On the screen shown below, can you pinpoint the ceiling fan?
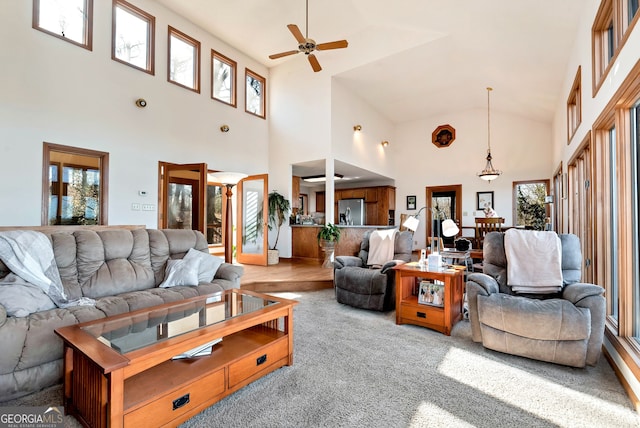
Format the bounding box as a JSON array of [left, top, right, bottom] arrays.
[[268, 0, 348, 72]]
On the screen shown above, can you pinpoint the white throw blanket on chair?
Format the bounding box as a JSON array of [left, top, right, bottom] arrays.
[[505, 229, 563, 294], [0, 230, 94, 308], [367, 229, 398, 267]]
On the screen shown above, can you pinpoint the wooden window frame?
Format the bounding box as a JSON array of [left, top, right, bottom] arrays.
[[42, 142, 109, 226], [245, 68, 266, 119], [567, 66, 582, 144], [111, 0, 155, 75], [167, 26, 200, 93], [511, 179, 551, 229], [592, 0, 615, 96], [592, 0, 640, 97], [211, 50, 237, 107], [552, 163, 564, 234], [32, 0, 93, 51], [590, 59, 640, 403]]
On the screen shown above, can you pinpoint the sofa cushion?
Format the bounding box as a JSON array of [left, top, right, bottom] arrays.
[[478, 293, 591, 341], [159, 258, 200, 288], [0, 273, 56, 317], [50, 232, 82, 300], [75, 229, 155, 299], [183, 248, 223, 283]]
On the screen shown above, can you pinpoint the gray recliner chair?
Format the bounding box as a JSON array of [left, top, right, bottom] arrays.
[[466, 231, 605, 367], [334, 230, 413, 311]]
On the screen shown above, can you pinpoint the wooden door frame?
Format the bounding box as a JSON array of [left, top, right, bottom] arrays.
[[236, 174, 269, 266], [425, 185, 462, 244], [158, 162, 207, 233]]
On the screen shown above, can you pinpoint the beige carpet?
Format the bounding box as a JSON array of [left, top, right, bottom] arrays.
[[3, 289, 639, 427]]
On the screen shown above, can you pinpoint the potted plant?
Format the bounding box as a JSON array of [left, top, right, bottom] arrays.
[[317, 223, 341, 245], [267, 191, 291, 265], [317, 223, 341, 268]]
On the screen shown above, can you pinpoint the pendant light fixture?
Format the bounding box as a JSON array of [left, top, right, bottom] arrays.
[[478, 87, 502, 181]]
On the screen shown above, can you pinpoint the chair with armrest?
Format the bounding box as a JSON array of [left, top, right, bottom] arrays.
[[333, 230, 413, 311], [466, 231, 605, 367]]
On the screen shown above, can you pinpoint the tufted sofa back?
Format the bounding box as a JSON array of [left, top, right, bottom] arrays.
[[0, 228, 211, 300]]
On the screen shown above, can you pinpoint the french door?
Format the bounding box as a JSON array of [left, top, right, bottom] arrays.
[[236, 174, 268, 265]]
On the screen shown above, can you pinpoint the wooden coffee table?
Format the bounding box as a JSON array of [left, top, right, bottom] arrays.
[[55, 289, 297, 428], [394, 262, 464, 335]]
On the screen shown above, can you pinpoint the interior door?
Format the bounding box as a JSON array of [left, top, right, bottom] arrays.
[[236, 174, 268, 265], [159, 162, 207, 234], [426, 185, 463, 246]]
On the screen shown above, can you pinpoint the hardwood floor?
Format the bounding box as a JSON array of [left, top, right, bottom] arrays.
[[239, 258, 334, 293]]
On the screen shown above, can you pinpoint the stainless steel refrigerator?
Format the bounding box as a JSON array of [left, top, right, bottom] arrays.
[[338, 198, 365, 225]]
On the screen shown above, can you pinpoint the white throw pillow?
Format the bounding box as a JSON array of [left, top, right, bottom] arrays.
[[183, 248, 223, 283], [159, 257, 201, 288]]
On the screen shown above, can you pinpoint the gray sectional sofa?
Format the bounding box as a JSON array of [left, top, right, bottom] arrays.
[[0, 227, 243, 401]]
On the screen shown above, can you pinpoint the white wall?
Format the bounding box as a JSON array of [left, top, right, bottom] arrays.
[[390, 107, 552, 249], [0, 0, 269, 227]]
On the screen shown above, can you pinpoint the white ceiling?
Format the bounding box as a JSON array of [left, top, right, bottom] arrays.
[[156, 0, 584, 124]]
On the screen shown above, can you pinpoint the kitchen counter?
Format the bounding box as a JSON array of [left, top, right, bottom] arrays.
[[291, 224, 399, 260]]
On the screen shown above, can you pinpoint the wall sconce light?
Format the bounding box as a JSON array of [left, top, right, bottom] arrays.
[[353, 124, 362, 131], [135, 98, 147, 108], [381, 140, 389, 147], [220, 124, 230, 132]]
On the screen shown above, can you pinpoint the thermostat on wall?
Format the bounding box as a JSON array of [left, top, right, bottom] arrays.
[[138, 190, 148, 196]]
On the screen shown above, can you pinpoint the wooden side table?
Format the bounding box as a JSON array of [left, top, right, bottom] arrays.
[[393, 263, 464, 335]]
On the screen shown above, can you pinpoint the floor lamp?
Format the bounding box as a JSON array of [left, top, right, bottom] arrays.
[[209, 172, 247, 264]]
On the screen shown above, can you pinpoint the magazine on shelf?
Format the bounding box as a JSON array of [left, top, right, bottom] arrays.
[[172, 337, 222, 360]]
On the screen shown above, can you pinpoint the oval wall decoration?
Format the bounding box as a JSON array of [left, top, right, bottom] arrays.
[[432, 124, 456, 148]]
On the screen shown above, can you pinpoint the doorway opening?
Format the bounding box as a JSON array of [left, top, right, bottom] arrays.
[[425, 185, 462, 247]]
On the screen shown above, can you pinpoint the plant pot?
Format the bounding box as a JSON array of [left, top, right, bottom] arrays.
[[267, 249, 279, 265], [319, 240, 336, 268]]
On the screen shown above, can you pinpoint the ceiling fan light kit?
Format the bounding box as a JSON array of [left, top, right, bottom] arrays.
[[269, 0, 348, 72]]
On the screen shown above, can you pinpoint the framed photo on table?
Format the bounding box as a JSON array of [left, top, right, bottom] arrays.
[[476, 191, 494, 211], [406, 195, 416, 210]]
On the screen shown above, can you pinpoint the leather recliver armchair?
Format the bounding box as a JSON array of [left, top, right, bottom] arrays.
[[334, 230, 413, 311], [466, 231, 605, 367]]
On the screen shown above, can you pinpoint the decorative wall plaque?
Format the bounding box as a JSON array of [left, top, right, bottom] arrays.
[[431, 124, 456, 148]]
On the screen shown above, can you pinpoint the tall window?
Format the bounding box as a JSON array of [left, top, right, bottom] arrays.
[[625, 0, 640, 28], [112, 0, 155, 74], [592, 0, 615, 94], [512, 180, 550, 230], [245, 68, 266, 119], [212, 50, 237, 107], [632, 102, 640, 339], [609, 127, 619, 322], [33, 0, 93, 50], [567, 67, 582, 143], [43, 143, 109, 226], [168, 26, 200, 93]]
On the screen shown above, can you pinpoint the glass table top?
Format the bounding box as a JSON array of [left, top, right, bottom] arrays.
[[81, 289, 279, 354]]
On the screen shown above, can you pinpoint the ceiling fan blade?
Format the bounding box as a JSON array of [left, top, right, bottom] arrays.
[[316, 40, 348, 51], [269, 50, 299, 60], [287, 24, 306, 44], [308, 54, 322, 72]]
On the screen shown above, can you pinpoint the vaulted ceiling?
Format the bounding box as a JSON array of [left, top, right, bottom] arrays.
[[156, 0, 583, 124]]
